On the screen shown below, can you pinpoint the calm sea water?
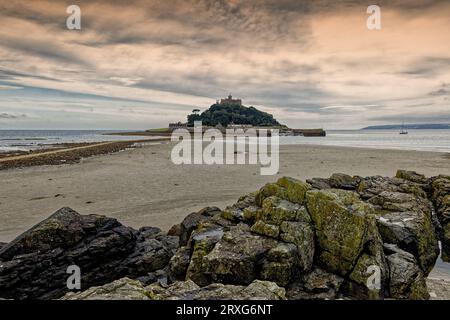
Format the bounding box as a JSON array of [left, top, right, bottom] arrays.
[[0, 130, 149, 152], [1, 129, 449, 153], [281, 129, 450, 153]]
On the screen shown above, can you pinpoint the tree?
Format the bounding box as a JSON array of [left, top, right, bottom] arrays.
[[186, 102, 281, 127]]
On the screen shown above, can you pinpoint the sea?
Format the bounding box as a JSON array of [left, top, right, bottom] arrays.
[[280, 129, 450, 153], [1, 129, 449, 153], [0, 130, 150, 153]]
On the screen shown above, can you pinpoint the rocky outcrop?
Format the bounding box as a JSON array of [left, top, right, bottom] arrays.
[[286, 268, 344, 300], [0, 207, 178, 300], [383, 244, 429, 299], [430, 175, 450, 261], [62, 278, 151, 300], [147, 279, 286, 300], [1, 170, 446, 300], [355, 172, 439, 274], [166, 172, 441, 300], [62, 277, 286, 300]]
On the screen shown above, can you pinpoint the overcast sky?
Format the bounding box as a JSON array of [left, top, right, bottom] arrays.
[[0, 0, 449, 129]]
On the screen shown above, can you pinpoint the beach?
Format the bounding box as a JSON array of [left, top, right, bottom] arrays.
[[1, 141, 450, 299], [1, 141, 449, 242]]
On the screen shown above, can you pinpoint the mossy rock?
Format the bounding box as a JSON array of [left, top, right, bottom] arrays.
[[259, 243, 299, 286], [259, 261, 293, 287], [306, 189, 376, 275], [221, 207, 244, 222], [260, 196, 309, 225], [276, 177, 311, 205], [396, 170, 428, 184], [385, 245, 429, 300], [279, 221, 314, 272], [255, 183, 286, 207], [185, 227, 224, 286], [243, 206, 262, 224], [347, 254, 385, 300], [203, 224, 278, 285], [251, 220, 279, 238]]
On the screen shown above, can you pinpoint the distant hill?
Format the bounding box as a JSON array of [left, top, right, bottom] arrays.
[[187, 103, 281, 127], [362, 124, 450, 130]]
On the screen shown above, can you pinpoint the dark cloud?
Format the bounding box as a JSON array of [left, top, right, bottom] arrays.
[[0, 36, 92, 67], [429, 83, 450, 96], [0, 113, 27, 119], [400, 57, 450, 77], [0, 68, 61, 82]]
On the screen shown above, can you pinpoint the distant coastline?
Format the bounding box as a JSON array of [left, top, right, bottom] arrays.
[[362, 124, 450, 130]]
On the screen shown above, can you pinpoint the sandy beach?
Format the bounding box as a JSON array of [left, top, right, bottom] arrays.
[[1, 142, 449, 242], [1, 141, 450, 298]]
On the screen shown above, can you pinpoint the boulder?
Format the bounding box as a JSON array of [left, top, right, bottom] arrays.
[[431, 176, 450, 259], [329, 173, 360, 190], [383, 244, 429, 300], [62, 278, 150, 300], [137, 269, 169, 286], [355, 176, 439, 274], [254, 177, 311, 206], [357, 175, 428, 200], [260, 196, 309, 225], [222, 193, 257, 223], [203, 224, 277, 285], [396, 170, 428, 185], [185, 226, 224, 286], [286, 268, 344, 300], [305, 189, 379, 275], [306, 178, 332, 190], [276, 177, 311, 204], [375, 210, 438, 274], [167, 223, 182, 237], [259, 243, 300, 286], [179, 207, 221, 246], [147, 279, 286, 300], [307, 173, 360, 191], [168, 246, 191, 281], [0, 208, 178, 300], [251, 220, 280, 238], [279, 221, 314, 271]]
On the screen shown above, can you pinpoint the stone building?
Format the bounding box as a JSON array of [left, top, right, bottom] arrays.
[[220, 94, 242, 106]]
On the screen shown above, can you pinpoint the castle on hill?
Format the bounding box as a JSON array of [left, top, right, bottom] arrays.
[[219, 94, 242, 106]]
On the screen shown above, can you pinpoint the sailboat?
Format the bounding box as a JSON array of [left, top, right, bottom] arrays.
[[399, 122, 408, 135]]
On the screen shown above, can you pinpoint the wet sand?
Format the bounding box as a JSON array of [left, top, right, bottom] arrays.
[[0, 138, 169, 170]]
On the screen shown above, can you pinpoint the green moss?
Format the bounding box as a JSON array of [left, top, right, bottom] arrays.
[[250, 220, 279, 238], [261, 196, 302, 225], [255, 183, 285, 207], [259, 262, 292, 286], [306, 189, 374, 275], [276, 177, 311, 205], [243, 206, 262, 223]]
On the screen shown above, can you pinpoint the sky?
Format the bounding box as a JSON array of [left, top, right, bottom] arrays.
[[0, 0, 449, 130]]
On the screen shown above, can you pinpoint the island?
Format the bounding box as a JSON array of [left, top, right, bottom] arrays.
[[114, 95, 326, 137]]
